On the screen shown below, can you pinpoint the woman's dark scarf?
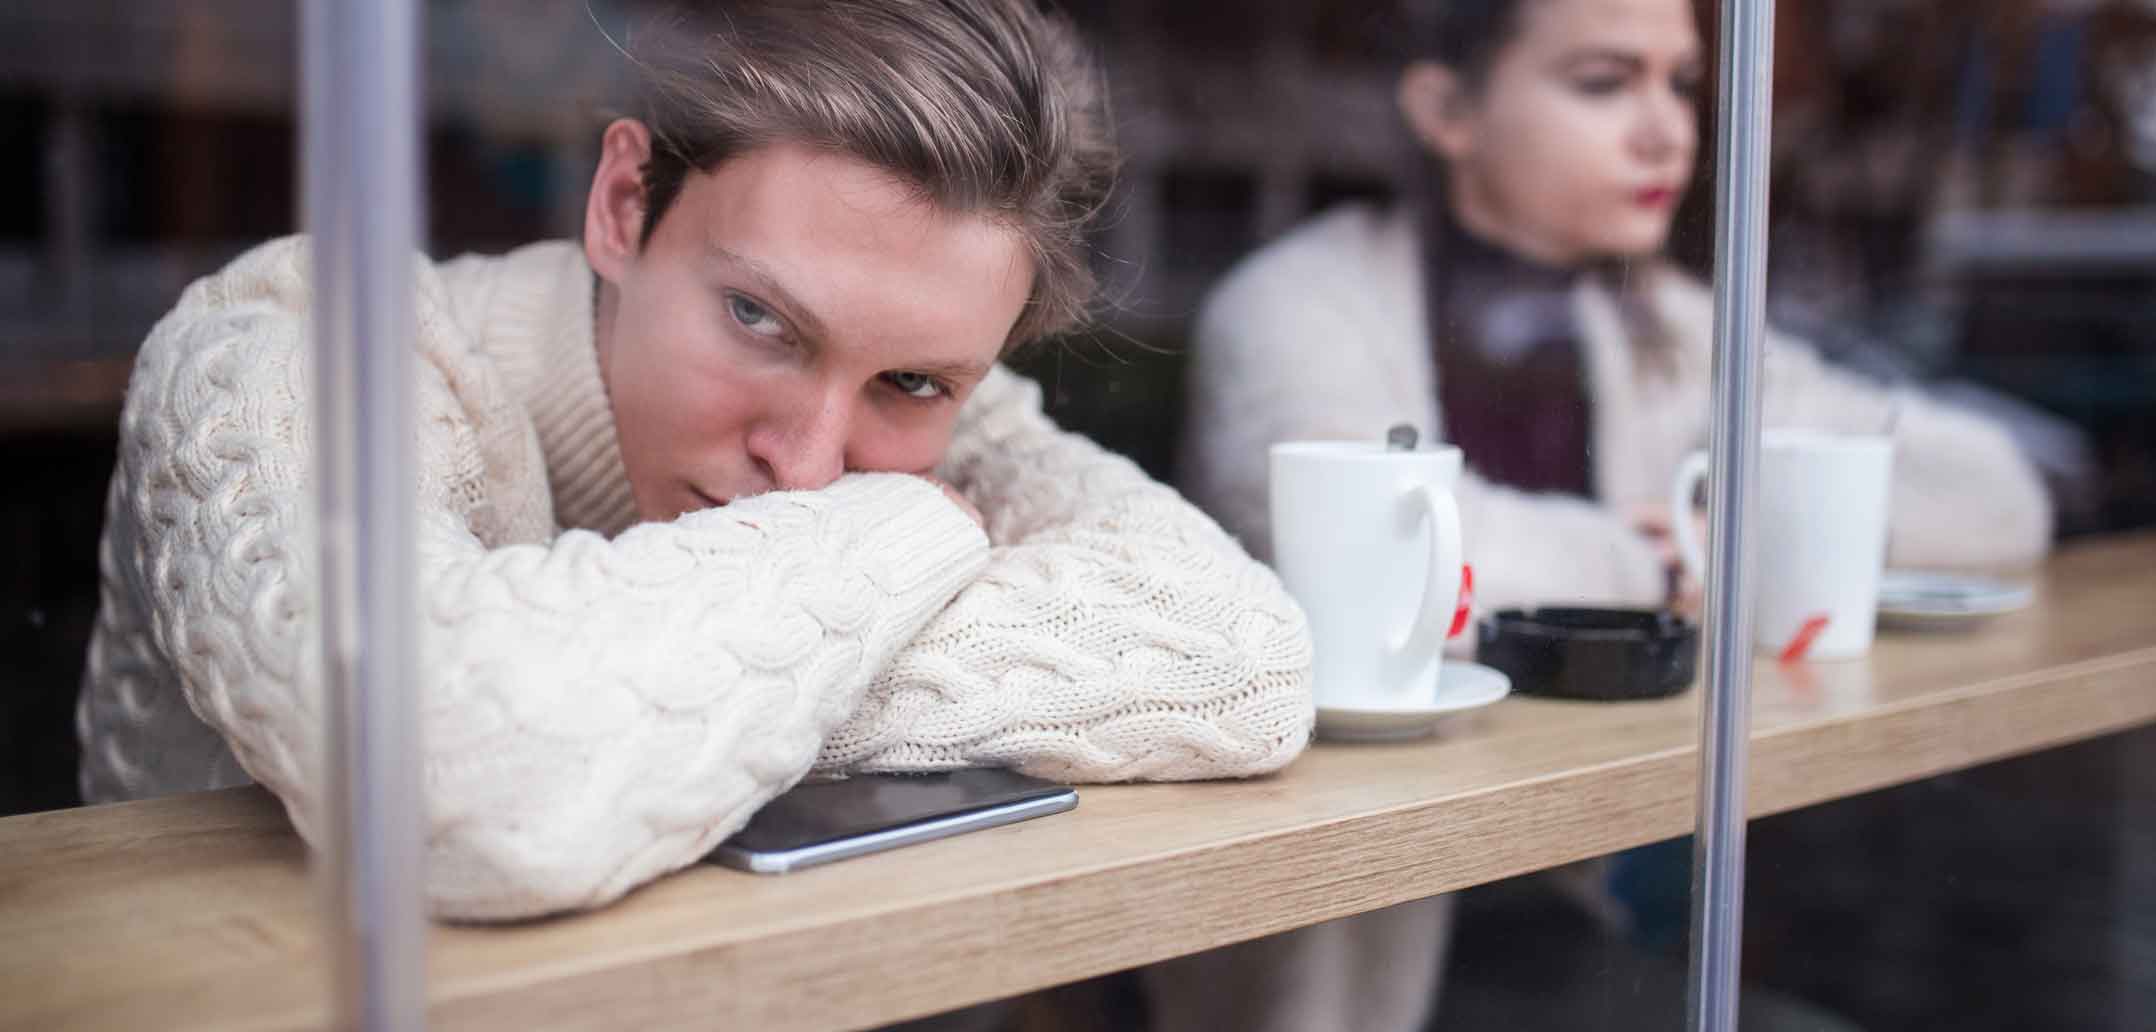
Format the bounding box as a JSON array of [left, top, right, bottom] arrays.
[[1419, 202, 1604, 498]]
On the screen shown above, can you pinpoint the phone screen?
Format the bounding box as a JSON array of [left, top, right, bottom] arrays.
[[711, 769, 1076, 872]]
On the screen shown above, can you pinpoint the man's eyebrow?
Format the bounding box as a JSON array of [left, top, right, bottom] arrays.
[[905, 357, 996, 383], [710, 245, 829, 340]]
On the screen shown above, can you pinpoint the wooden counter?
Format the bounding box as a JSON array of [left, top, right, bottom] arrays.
[[5, 534, 2154, 1031]]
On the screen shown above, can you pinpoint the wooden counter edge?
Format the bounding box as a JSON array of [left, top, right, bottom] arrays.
[[425, 647, 2156, 1031]]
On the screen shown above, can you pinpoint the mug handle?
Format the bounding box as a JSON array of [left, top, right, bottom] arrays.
[[1670, 451, 1711, 585], [1390, 483, 1464, 656]]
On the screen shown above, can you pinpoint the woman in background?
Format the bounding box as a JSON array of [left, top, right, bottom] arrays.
[[1181, 0, 2051, 624], [1159, 0, 2051, 1027]]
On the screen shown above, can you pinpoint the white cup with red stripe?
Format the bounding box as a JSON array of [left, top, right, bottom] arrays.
[[1671, 430, 1894, 660], [1269, 439, 1474, 709]]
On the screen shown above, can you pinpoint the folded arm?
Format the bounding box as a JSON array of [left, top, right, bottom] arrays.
[[106, 241, 987, 919], [815, 368, 1316, 782]]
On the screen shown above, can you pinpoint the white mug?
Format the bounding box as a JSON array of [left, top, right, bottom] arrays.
[[1269, 441, 1465, 708], [1671, 430, 1894, 659]]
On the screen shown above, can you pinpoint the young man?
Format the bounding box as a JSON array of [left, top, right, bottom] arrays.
[[78, 0, 1313, 921]]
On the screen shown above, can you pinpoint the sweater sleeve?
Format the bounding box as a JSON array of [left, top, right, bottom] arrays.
[[1176, 257, 1667, 618], [812, 368, 1315, 782], [106, 240, 989, 920], [1763, 338, 2053, 568]]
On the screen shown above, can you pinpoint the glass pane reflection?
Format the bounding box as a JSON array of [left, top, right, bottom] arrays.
[[4, 1, 2151, 1029]]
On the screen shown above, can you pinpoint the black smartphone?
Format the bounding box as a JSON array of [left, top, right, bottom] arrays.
[[708, 769, 1078, 874]]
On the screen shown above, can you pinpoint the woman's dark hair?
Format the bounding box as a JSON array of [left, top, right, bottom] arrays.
[[1402, 0, 1538, 85], [1397, 0, 1540, 221]]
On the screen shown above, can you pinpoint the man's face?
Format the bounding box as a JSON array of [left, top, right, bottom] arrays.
[[585, 133, 1033, 522]]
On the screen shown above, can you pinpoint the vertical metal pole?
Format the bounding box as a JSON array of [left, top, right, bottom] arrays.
[[1688, 1, 1774, 1030], [304, 0, 428, 1028]]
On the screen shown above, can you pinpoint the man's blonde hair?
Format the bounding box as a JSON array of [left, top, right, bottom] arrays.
[[625, 0, 1118, 347]]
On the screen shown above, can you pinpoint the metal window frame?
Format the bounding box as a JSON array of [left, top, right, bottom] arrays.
[[304, 0, 427, 1028], [1689, 1, 1776, 1030]]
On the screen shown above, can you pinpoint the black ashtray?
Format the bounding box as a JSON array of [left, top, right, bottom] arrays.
[[1477, 607, 1699, 701]]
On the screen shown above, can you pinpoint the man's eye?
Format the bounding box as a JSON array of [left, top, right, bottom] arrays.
[[727, 293, 785, 337], [1573, 76, 1626, 96], [884, 371, 945, 399]]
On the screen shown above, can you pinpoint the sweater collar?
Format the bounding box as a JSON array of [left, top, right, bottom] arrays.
[[479, 241, 642, 538]]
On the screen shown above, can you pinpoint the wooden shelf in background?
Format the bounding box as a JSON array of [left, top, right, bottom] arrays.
[[0, 358, 133, 435]]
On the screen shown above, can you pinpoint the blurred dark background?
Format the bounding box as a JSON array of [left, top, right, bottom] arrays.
[[3, 2, 2152, 1029]]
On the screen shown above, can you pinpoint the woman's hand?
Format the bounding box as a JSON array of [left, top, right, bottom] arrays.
[[1625, 501, 1706, 620]]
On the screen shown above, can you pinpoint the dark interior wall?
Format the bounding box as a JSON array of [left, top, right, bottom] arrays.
[[0, 432, 108, 816], [1744, 727, 2156, 1032]]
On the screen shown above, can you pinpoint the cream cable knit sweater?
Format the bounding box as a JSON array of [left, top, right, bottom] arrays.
[[76, 237, 1314, 921]]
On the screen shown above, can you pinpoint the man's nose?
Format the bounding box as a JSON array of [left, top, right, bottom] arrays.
[[752, 392, 851, 492]]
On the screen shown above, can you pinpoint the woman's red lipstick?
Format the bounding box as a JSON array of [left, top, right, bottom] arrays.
[[1633, 186, 1677, 209]]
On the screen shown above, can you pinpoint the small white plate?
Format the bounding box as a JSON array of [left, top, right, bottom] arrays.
[[1316, 661, 1513, 743], [1877, 570, 2033, 629]]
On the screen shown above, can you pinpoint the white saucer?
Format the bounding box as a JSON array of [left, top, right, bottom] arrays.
[[1877, 570, 2033, 630], [1315, 661, 1513, 743]]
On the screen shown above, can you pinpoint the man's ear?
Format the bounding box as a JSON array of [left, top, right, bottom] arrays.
[[585, 118, 655, 284], [1397, 60, 1479, 162]]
